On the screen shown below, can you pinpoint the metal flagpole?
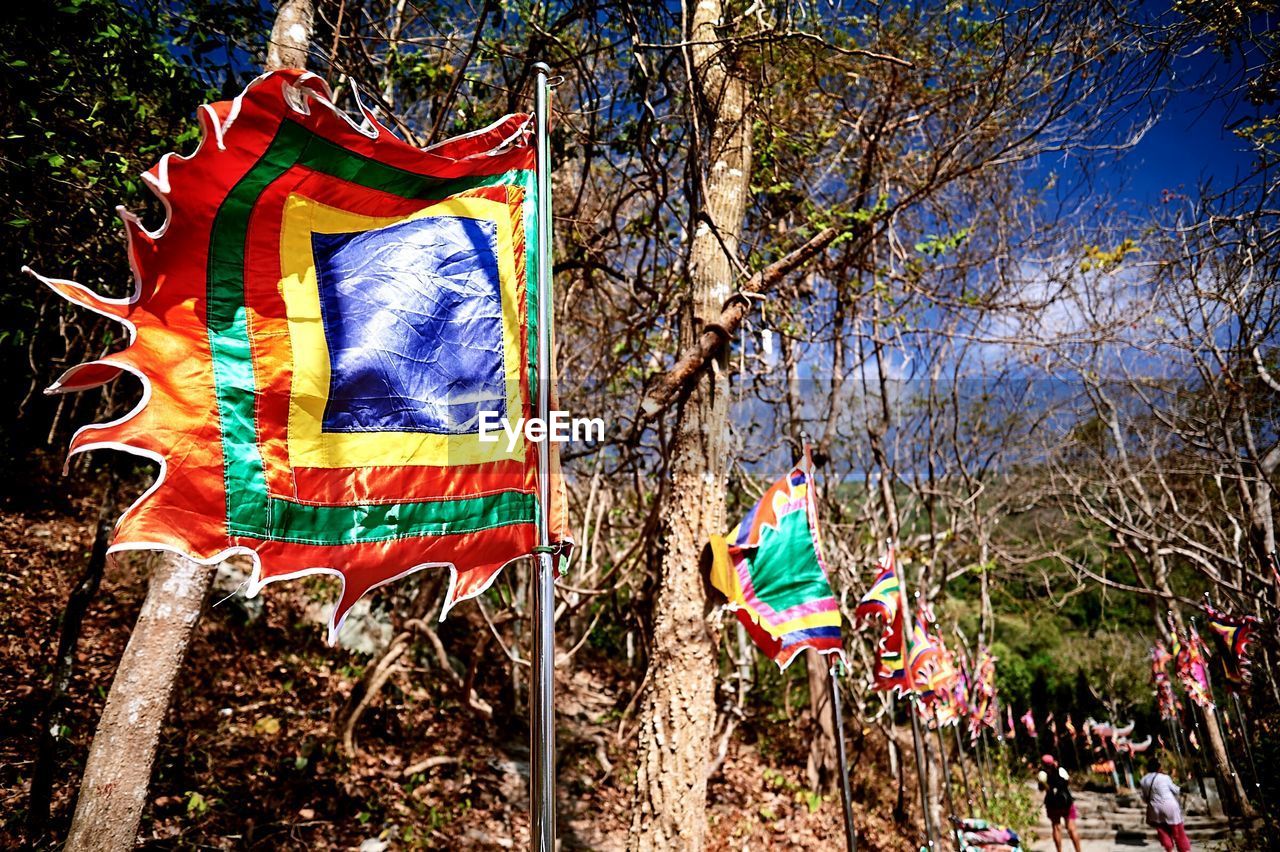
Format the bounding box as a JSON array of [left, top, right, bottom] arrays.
[[830, 659, 858, 852], [1165, 717, 1190, 787], [933, 723, 959, 847], [808, 439, 856, 852], [952, 725, 974, 816], [530, 62, 557, 852], [1176, 707, 1208, 801], [895, 552, 938, 849], [1231, 693, 1261, 798], [974, 732, 988, 806]]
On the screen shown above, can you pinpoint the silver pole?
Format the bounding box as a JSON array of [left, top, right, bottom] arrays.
[[895, 551, 938, 849], [934, 723, 959, 848], [830, 661, 858, 852], [530, 61, 557, 852]]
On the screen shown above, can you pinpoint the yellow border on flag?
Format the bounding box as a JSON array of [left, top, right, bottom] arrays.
[[279, 193, 524, 468]]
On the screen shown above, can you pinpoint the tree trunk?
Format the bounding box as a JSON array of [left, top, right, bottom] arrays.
[[62, 7, 314, 848], [266, 0, 314, 71], [27, 478, 116, 843], [805, 648, 839, 793], [62, 555, 215, 851], [627, 0, 751, 847]]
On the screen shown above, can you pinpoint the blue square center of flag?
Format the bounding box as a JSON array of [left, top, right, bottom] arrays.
[[312, 216, 506, 434]]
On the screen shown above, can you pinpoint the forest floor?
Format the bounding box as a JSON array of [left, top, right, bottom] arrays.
[[1, 458, 920, 850]]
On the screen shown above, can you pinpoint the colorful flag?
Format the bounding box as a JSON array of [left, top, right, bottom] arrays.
[[1151, 644, 1181, 720], [953, 664, 972, 719], [1065, 715, 1077, 739], [1203, 604, 1260, 692], [1174, 629, 1215, 709], [921, 638, 963, 729], [907, 617, 942, 693], [709, 449, 843, 669], [1021, 708, 1037, 739], [855, 549, 907, 691], [32, 70, 569, 639], [965, 646, 999, 739]]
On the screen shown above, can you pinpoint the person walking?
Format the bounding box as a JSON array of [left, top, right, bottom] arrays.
[[1038, 754, 1083, 852], [1140, 755, 1191, 851]]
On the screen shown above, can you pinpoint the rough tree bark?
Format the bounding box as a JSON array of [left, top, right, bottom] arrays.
[[627, 0, 752, 847], [61, 6, 314, 848], [804, 649, 840, 793], [62, 556, 215, 851], [266, 0, 314, 72], [27, 477, 116, 842]]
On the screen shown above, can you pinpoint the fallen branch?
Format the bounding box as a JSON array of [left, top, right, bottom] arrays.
[[401, 755, 461, 778]]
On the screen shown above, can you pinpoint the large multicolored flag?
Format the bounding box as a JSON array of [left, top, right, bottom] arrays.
[[709, 449, 843, 669], [854, 549, 907, 691], [1203, 605, 1260, 693], [31, 70, 570, 639]]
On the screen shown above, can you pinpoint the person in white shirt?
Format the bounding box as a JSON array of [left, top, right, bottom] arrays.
[[1139, 755, 1190, 851]]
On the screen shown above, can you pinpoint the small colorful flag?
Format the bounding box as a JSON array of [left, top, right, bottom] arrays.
[[1065, 715, 1077, 739], [1151, 644, 1181, 720], [920, 635, 963, 730], [1174, 629, 1215, 709], [31, 69, 569, 640], [1203, 605, 1260, 693], [709, 448, 843, 670], [1013, 706, 1034, 741], [907, 617, 942, 693], [967, 646, 1000, 738], [855, 549, 908, 692]]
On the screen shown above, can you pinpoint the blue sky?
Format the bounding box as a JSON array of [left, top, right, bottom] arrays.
[[1098, 43, 1261, 208]]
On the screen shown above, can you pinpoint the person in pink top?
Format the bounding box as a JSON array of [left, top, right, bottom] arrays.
[[1140, 755, 1191, 851], [1037, 754, 1082, 852]]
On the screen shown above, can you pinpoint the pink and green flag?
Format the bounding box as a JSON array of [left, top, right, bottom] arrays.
[[709, 449, 843, 669]]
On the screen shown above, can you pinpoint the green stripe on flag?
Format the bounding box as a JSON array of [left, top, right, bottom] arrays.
[[264, 490, 537, 545], [206, 119, 538, 544]]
